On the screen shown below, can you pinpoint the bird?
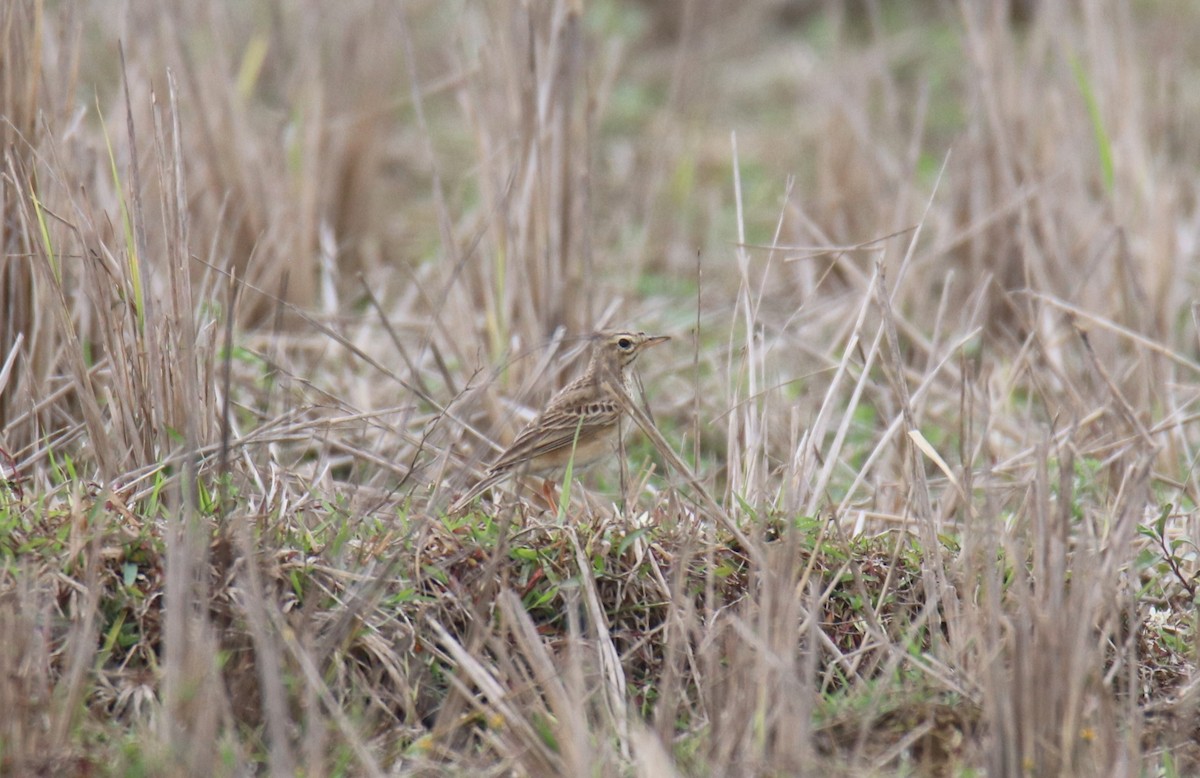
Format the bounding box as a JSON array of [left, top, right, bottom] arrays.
[[450, 330, 670, 513]]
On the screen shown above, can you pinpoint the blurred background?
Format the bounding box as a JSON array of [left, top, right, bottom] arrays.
[[7, 1, 1200, 465]]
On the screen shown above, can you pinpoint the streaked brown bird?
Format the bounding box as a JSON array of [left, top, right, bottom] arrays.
[[450, 330, 669, 512]]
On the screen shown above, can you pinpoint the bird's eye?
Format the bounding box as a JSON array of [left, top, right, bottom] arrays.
[[617, 337, 633, 350]]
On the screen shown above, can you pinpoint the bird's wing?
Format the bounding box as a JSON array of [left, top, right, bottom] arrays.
[[487, 383, 622, 473]]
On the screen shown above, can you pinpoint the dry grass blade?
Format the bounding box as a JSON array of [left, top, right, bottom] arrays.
[[567, 528, 631, 759], [615, 373, 762, 565], [426, 615, 563, 775]]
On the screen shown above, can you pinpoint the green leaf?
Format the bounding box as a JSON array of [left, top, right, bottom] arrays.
[[524, 585, 558, 610], [617, 528, 650, 556], [556, 418, 586, 522], [1155, 503, 1172, 540], [714, 562, 737, 578], [510, 547, 539, 562], [1070, 54, 1114, 193], [97, 611, 127, 667]]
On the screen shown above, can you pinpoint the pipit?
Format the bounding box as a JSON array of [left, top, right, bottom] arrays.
[[450, 330, 670, 512]]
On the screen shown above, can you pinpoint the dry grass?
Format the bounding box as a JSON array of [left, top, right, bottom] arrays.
[[3, 0, 1200, 775]]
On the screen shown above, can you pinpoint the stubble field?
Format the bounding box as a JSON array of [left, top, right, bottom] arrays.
[[3, 1, 1200, 775]]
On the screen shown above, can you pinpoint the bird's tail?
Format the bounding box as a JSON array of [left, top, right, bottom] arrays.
[[448, 471, 504, 514]]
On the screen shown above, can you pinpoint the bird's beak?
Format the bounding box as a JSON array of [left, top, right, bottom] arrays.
[[645, 335, 671, 348]]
